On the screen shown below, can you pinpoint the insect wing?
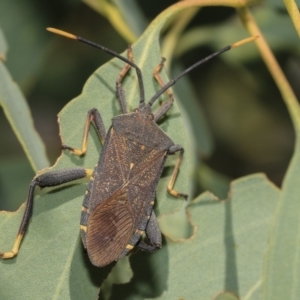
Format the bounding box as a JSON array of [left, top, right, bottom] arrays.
[[127, 148, 168, 218], [86, 188, 133, 267]]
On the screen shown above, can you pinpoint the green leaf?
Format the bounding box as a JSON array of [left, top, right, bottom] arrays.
[[82, 0, 137, 43], [112, 0, 148, 37], [108, 174, 279, 299], [0, 62, 49, 172], [214, 292, 240, 300], [262, 136, 300, 298], [0, 186, 114, 299]]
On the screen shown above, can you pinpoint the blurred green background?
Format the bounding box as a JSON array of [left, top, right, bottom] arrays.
[[0, 0, 298, 211]]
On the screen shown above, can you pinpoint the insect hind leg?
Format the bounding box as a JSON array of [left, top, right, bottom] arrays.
[[0, 168, 92, 259], [168, 145, 188, 199], [137, 210, 162, 253]]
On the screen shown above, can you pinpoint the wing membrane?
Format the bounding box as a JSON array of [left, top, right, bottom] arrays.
[[86, 189, 133, 267]]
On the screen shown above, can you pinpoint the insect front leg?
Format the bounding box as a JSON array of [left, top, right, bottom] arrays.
[[62, 108, 106, 155], [137, 210, 162, 252], [168, 145, 188, 199], [0, 168, 93, 259], [152, 58, 175, 122], [116, 46, 134, 114]]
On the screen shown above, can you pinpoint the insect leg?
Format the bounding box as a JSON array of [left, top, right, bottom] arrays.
[[116, 46, 134, 114], [152, 58, 175, 122], [137, 210, 162, 252], [168, 145, 188, 199], [62, 108, 106, 155], [0, 168, 93, 259]]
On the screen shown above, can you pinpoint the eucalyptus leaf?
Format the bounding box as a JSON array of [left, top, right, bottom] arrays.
[[262, 139, 300, 298], [112, 0, 148, 37], [0, 186, 113, 300], [82, 0, 137, 43], [0, 62, 49, 172], [109, 174, 279, 299]]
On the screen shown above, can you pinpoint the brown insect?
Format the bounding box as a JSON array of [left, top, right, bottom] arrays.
[[0, 29, 257, 266]]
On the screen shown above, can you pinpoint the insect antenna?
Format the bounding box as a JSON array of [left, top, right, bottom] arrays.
[[46, 27, 146, 107], [148, 35, 258, 107]]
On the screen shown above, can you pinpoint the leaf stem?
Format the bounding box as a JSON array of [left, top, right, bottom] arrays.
[[238, 7, 300, 132], [283, 0, 300, 38]]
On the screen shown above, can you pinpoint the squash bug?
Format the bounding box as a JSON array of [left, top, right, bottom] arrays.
[[0, 29, 257, 267]]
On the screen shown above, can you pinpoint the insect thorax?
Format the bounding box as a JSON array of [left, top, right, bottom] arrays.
[[112, 112, 174, 151]]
